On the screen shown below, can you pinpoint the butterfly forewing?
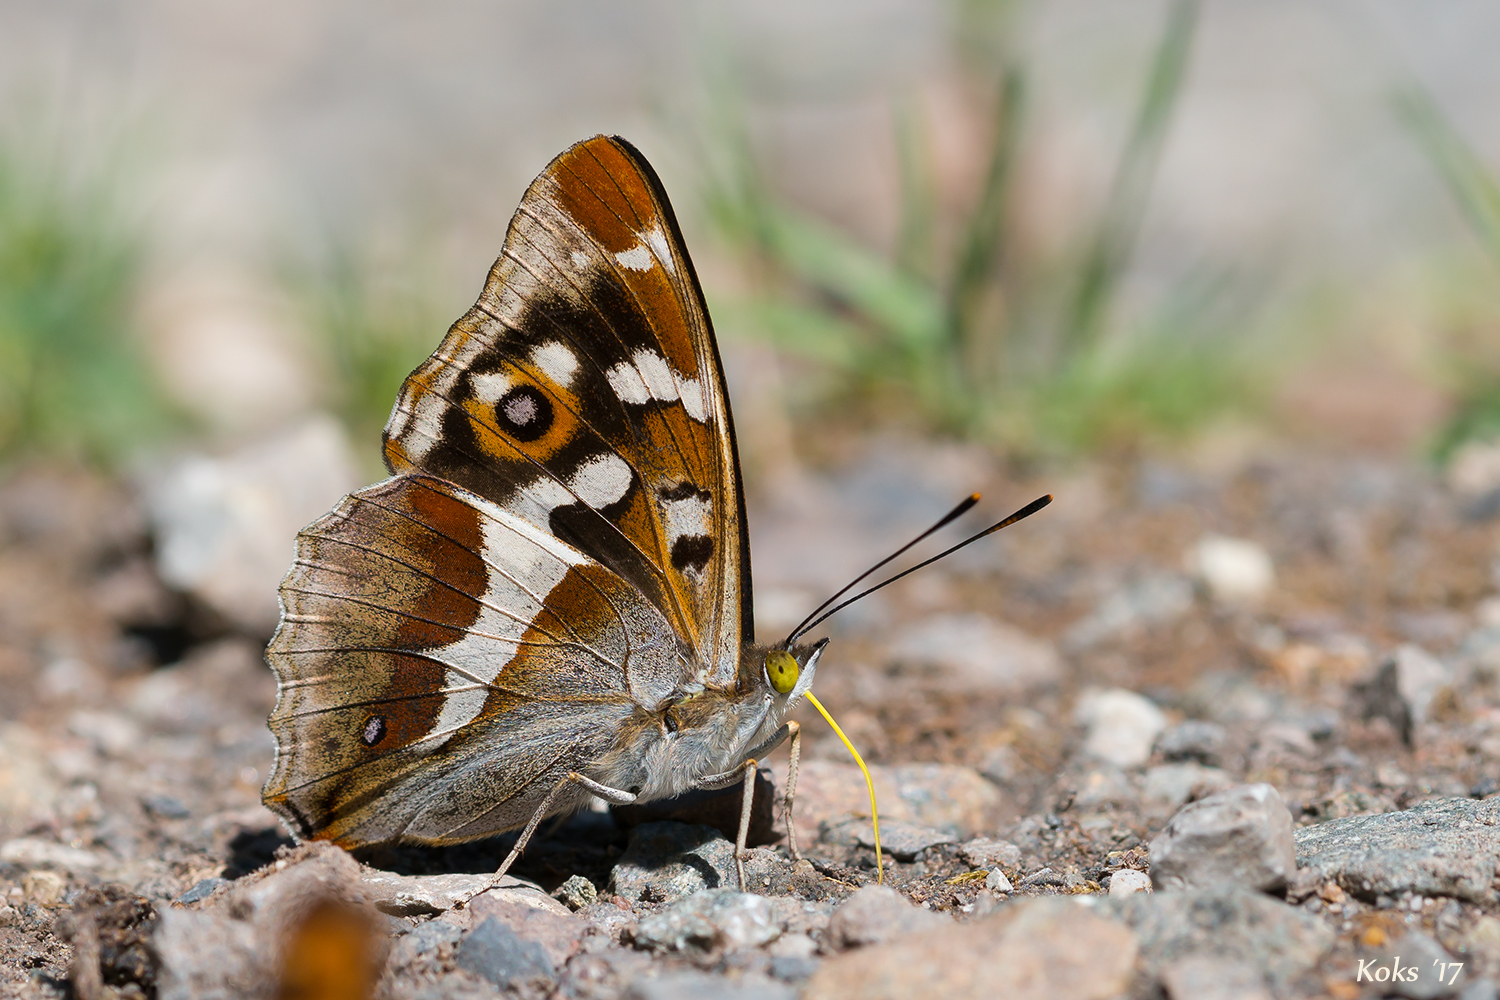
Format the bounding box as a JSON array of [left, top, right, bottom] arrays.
[[383, 136, 750, 684]]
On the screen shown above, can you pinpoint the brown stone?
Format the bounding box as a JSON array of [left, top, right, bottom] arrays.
[[791, 761, 1007, 842], [803, 897, 1136, 1000]]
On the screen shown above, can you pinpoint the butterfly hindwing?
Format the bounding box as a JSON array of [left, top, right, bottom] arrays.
[[383, 136, 751, 681], [263, 473, 682, 845]]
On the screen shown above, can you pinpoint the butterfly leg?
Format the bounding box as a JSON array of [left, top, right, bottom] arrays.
[[782, 720, 802, 862], [694, 723, 796, 890], [453, 771, 637, 909]]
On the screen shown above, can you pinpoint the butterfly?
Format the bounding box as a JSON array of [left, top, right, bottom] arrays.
[[261, 134, 1050, 902]]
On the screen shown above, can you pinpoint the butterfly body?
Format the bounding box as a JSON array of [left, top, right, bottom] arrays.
[[262, 136, 822, 883]]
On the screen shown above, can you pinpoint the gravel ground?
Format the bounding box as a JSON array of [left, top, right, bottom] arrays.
[[3, 439, 1500, 999]]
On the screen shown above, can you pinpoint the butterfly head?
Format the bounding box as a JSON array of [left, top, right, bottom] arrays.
[[759, 639, 827, 708]]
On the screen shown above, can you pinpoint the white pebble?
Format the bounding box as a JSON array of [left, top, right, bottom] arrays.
[[1188, 535, 1274, 603], [1109, 869, 1152, 896], [1075, 688, 1167, 768]]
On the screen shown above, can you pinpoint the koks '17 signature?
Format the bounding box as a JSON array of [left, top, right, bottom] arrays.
[[1356, 957, 1463, 987]]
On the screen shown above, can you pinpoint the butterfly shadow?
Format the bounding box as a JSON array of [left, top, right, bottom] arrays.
[[350, 808, 629, 893]]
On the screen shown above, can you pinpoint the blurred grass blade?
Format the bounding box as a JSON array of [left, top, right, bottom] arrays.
[[894, 98, 937, 279], [946, 64, 1026, 356], [0, 115, 177, 463], [755, 204, 942, 353], [282, 234, 447, 455], [1395, 85, 1500, 270], [1064, 0, 1199, 357], [1395, 85, 1500, 459]]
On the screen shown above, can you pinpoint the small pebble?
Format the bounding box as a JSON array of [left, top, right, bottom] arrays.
[[1188, 535, 1274, 603], [983, 869, 1012, 893], [1076, 688, 1167, 768], [1153, 720, 1228, 765], [174, 878, 227, 905], [632, 889, 781, 952], [552, 874, 598, 911], [1108, 870, 1152, 897]]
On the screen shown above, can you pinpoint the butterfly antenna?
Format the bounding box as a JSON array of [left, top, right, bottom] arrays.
[[789, 494, 1052, 642], [783, 493, 981, 646]]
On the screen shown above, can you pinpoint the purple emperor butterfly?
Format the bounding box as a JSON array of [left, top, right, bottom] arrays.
[[261, 135, 1049, 902]]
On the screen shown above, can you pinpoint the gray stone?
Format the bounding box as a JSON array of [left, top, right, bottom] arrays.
[[144, 415, 359, 635], [886, 613, 1061, 693], [154, 908, 265, 1000], [825, 885, 947, 949], [1104, 885, 1333, 989], [1464, 916, 1500, 971], [978, 744, 1019, 784], [791, 761, 1005, 841], [1142, 763, 1235, 811], [580, 901, 637, 941], [154, 841, 376, 999], [957, 837, 1021, 870], [1150, 783, 1296, 893], [174, 878, 226, 905], [1460, 980, 1499, 1000], [142, 794, 191, 820], [770, 955, 821, 982], [1153, 720, 1228, 765], [1354, 645, 1455, 746], [806, 897, 1136, 1000], [1160, 955, 1273, 1000], [823, 818, 956, 861], [984, 868, 1013, 893], [1070, 763, 1139, 807], [1075, 688, 1167, 768], [0, 837, 105, 871], [1108, 870, 1152, 897], [553, 873, 598, 911], [624, 970, 796, 1000], [1294, 796, 1500, 903], [386, 920, 462, 972], [447, 891, 586, 969], [632, 888, 782, 952], [455, 916, 554, 988], [1376, 931, 1459, 999], [406, 971, 500, 1000], [1461, 625, 1500, 682], [360, 869, 565, 916], [1065, 573, 1194, 649], [609, 822, 782, 904]]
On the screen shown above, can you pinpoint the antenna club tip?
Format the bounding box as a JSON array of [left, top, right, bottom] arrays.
[[970, 492, 981, 502]]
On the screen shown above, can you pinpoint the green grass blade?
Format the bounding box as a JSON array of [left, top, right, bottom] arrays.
[[1064, 0, 1199, 358], [894, 99, 937, 280], [1395, 85, 1500, 271], [945, 65, 1026, 357]]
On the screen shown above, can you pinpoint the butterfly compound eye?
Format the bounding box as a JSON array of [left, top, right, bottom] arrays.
[[766, 650, 800, 695]]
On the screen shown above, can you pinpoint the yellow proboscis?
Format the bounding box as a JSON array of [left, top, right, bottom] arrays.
[[804, 692, 883, 884]]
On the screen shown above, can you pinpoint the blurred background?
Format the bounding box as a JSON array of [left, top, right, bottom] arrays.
[[7, 0, 1500, 469], [7, 0, 1500, 632], [9, 4, 1500, 982]]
